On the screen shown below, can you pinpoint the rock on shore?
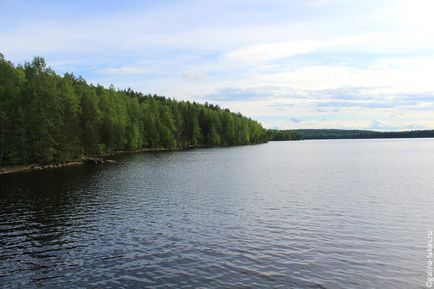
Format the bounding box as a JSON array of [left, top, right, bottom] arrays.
[[82, 157, 116, 165], [0, 158, 117, 175]]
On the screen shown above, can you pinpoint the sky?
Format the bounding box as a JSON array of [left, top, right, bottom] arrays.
[[1, 0, 434, 130]]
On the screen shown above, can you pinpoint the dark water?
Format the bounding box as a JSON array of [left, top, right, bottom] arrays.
[[1, 139, 433, 289]]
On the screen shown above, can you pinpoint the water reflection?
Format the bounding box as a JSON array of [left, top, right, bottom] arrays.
[[1, 140, 434, 288]]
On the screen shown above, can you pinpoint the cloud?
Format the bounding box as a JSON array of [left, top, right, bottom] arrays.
[[203, 87, 275, 101], [224, 40, 324, 63], [223, 30, 434, 64], [182, 71, 209, 82], [369, 120, 427, 131], [305, 0, 334, 6], [99, 66, 155, 75]]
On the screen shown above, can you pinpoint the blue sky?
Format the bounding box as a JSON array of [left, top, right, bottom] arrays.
[[1, 0, 434, 130]]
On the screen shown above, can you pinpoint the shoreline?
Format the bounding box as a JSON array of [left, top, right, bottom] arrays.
[[0, 143, 267, 175], [0, 161, 84, 175], [0, 147, 174, 175]]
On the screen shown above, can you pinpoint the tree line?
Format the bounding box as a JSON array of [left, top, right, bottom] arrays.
[[293, 129, 434, 140], [267, 128, 434, 141], [267, 129, 301, 141], [0, 54, 267, 166]]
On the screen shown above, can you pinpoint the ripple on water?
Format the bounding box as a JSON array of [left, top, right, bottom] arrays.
[[1, 140, 434, 288]]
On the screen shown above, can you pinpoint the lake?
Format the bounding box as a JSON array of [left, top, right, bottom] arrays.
[[1, 139, 433, 288]]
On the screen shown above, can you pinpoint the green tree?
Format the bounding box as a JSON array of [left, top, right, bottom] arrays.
[[0, 54, 268, 166]]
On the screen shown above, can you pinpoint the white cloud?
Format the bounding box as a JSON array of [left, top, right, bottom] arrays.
[[182, 71, 209, 82], [250, 55, 434, 94], [223, 30, 434, 64], [99, 66, 155, 75], [305, 0, 334, 7], [224, 40, 324, 63]]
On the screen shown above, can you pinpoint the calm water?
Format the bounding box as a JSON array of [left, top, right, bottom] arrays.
[[1, 139, 433, 289]]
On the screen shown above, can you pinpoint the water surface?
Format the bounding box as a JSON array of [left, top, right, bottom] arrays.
[[1, 139, 433, 288]]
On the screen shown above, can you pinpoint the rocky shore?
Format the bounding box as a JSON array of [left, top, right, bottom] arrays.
[[0, 146, 206, 175], [0, 157, 117, 175]]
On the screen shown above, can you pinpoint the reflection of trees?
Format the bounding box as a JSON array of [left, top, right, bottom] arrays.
[[0, 165, 103, 287]]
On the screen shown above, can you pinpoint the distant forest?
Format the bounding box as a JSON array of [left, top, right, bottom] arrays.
[[267, 129, 301, 141], [0, 54, 267, 166], [269, 129, 434, 140]]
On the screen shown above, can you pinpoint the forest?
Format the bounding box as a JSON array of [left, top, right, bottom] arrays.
[[267, 129, 301, 141], [0, 54, 267, 166], [293, 129, 434, 140], [267, 128, 434, 141]]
